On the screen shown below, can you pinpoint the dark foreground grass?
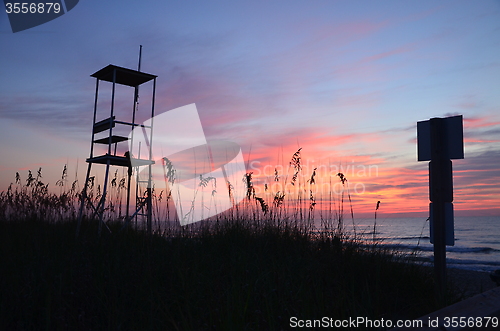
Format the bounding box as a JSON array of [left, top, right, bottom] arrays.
[[0, 218, 459, 331]]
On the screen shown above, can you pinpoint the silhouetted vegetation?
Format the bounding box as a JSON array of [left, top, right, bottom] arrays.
[[0, 157, 460, 330]]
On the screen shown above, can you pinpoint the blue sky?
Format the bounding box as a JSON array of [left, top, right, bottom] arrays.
[[1, 0, 499, 216]]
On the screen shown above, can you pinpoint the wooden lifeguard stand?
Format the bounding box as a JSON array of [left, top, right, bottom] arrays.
[[76, 63, 157, 236]]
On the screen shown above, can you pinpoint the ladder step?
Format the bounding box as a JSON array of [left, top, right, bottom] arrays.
[[94, 135, 128, 144], [93, 116, 115, 133], [114, 120, 152, 129]]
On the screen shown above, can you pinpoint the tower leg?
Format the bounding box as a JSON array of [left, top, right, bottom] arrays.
[[123, 167, 132, 230], [124, 152, 133, 230], [98, 160, 112, 236], [147, 187, 152, 236]]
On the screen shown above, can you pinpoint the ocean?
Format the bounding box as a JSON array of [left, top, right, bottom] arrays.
[[339, 216, 500, 273], [154, 213, 500, 272]]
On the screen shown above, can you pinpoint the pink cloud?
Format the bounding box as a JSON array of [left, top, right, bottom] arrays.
[[464, 116, 500, 129]]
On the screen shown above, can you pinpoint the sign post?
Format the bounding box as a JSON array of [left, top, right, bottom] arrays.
[[417, 115, 464, 303]]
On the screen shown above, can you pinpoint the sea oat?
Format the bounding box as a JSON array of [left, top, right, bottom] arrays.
[[273, 191, 285, 207], [55, 164, 68, 187], [309, 190, 316, 211], [289, 149, 302, 186], [111, 170, 118, 188], [308, 168, 317, 185], [162, 157, 176, 184], [255, 196, 268, 214], [244, 172, 253, 199], [337, 172, 347, 185], [290, 148, 302, 171], [199, 175, 216, 188]]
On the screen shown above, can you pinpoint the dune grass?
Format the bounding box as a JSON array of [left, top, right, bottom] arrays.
[[0, 158, 461, 330], [0, 217, 460, 330]]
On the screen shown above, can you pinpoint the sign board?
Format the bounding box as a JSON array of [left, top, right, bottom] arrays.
[[417, 115, 464, 161], [430, 202, 455, 246], [429, 160, 453, 202]]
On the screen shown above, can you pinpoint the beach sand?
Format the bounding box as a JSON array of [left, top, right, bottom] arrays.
[[447, 268, 498, 299]]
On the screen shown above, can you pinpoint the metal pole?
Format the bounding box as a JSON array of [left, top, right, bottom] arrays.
[[90, 79, 100, 158], [125, 153, 132, 229], [98, 68, 117, 235], [127, 46, 142, 227], [138, 45, 142, 72], [147, 77, 156, 236], [76, 78, 100, 238], [429, 117, 448, 303]]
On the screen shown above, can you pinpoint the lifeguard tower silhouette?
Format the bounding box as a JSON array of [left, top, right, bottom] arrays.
[[77, 61, 157, 236]]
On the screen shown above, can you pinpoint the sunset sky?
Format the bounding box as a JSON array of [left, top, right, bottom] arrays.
[[1, 0, 499, 217]]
